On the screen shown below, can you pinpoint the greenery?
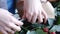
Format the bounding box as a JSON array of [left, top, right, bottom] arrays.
[[15, 1, 60, 34], [55, 1, 60, 25], [14, 19, 55, 34]]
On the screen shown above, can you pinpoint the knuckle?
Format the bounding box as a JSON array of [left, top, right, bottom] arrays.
[[30, 13, 33, 16], [28, 13, 33, 16], [34, 12, 38, 15], [38, 20, 43, 23], [40, 19, 43, 22]]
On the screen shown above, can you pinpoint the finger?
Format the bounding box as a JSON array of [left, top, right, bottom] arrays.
[[0, 26, 8, 34], [42, 10, 48, 23], [4, 26, 15, 33], [27, 13, 33, 22], [22, 9, 26, 19], [0, 22, 15, 33], [31, 12, 38, 23], [12, 31, 16, 34], [8, 31, 15, 34], [11, 16, 23, 26], [8, 22, 21, 31], [38, 11, 43, 23], [9, 30, 16, 34], [1, 29, 8, 34]]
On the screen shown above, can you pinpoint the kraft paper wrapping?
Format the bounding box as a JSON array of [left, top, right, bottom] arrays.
[[42, 1, 55, 19]]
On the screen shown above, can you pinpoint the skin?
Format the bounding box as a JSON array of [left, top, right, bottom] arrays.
[[0, 0, 48, 34], [23, 0, 48, 23], [0, 8, 23, 34]]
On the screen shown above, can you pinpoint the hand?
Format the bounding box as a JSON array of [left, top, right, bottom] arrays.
[[0, 8, 23, 34], [23, 0, 48, 23], [41, 0, 47, 2]]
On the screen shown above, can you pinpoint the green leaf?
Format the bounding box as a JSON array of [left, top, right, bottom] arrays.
[[15, 31, 19, 34], [55, 16, 60, 25], [20, 30, 26, 34], [26, 29, 47, 34], [26, 31, 37, 34], [36, 29, 47, 34]]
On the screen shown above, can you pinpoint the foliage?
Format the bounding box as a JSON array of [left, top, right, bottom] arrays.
[[15, 1, 60, 34], [15, 19, 56, 34]]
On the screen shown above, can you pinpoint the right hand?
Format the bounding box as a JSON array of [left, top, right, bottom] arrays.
[[0, 8, 23, 34], [23, 0, 48, 23]]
